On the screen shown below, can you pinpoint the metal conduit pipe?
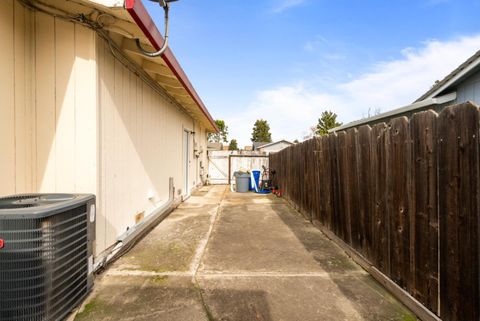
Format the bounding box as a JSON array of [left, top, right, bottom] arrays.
[[134, 0, 179, 57]]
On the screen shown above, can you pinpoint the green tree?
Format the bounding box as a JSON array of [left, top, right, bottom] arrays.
[[228, 139, 239, 151], [315, 111, 342, 136], [251, 119, 272, 143], [293, 139, 300, 144], [208, 120, 228, 143]]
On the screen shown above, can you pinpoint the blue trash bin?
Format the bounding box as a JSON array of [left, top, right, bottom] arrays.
[[250, 170, 261, 191]]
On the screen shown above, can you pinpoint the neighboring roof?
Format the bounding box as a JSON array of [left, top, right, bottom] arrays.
[[256, 140, 293, 150], [415, 50, 480, 102], [252, 142, 270, 150], [34, 0, 217, 132], [331, 92, 456, 133], [330, 49, 480, 133], [207, 143, 223, 151]]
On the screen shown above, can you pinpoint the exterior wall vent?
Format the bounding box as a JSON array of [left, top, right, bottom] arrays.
[[0, 194, 96, 321]]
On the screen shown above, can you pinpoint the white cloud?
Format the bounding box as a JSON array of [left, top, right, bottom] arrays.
[[272, 0, 306, 13], [304, 36, 327, 52], [227, 34, 480, 147]]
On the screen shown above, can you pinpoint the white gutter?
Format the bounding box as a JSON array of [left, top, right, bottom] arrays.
[[330, 92, 457, 133], [86, 0, 124, 8]]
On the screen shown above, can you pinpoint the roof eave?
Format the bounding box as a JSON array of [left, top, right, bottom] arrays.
[[124, 0, 218, 133], [415, 50, 480, 102], [257, 140, 293, 149]]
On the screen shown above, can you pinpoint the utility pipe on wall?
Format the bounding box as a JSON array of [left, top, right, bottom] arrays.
[[134, 0, 179, 57]]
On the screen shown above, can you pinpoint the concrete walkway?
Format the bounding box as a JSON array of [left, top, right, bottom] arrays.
[[75, 185, 415, 321]]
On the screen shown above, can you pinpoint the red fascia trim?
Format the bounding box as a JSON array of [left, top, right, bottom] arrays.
[[125, 0, 218, 132]]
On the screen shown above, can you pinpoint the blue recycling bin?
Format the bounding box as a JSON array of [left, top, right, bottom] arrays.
[[250, 170, 261, 191]]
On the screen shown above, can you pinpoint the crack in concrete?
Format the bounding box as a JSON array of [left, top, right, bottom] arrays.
[[194, 278, 216, 321]]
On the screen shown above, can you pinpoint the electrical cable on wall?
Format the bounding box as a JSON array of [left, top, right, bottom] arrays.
[[135, 0, 180, 57]]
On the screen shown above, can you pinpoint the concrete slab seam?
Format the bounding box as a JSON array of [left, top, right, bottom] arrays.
[[106, 270, 194, 277], [191, 187, 228, 321], [196, 271, 368, 278], [190, 186, 228, 279]]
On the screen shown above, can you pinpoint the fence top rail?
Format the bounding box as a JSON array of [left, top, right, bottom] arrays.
[[229, 155, 269, 158]]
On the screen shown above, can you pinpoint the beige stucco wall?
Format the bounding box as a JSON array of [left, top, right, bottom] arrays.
[[1, 1, 209, 256]]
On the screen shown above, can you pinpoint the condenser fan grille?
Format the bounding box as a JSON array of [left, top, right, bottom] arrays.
[[0, 194, 76, 210]]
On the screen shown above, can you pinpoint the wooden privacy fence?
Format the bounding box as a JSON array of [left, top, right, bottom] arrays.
[[269, 102, 480, 321]]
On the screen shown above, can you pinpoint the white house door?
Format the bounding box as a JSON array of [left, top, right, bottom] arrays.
[[183, 130, 190, 198]]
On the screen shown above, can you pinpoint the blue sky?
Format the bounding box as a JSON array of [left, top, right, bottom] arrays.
[[144, 0, 480, 146]]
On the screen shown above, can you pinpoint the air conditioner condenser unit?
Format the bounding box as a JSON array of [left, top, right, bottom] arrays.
[[0, 194, 96, 321]]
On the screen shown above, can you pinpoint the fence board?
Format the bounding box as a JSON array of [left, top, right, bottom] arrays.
[[329, 133, 342, 237], [320, 136, 333, 228], [346, 129, 360, 250], [305, 139, 315, 220], [336, 131, 351, 243], [312, 138, 322, 223], [438, 103, 480, 321], [372, 123, 389, 275], [387, 117, 412, 291], [411, 110, 439, 314], [356, 125, 374, 261]]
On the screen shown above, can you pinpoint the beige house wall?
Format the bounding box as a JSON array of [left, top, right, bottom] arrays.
[[0, 1, 209, 256], [96, 36, 205, 252], [0, 2, 97, 196]]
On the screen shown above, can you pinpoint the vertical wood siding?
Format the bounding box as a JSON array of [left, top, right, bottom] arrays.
[[0, 3, 98, 197], [1, 2, 99, 250], [96, 35, 201, 253], [456, 72, 480, 105], [0, 1, 18, 195]]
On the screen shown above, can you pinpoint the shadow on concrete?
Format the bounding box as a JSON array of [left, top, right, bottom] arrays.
[[198, 286, 273, 321], [269, 203, 359, 274], [270, 202, 415, 321], [76, 274, 273, 321]]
